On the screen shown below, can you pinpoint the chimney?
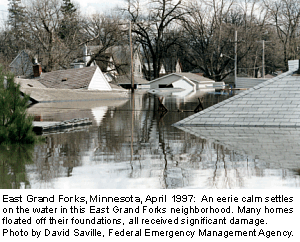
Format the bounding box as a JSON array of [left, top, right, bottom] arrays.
[[33, 64, 42, 78]]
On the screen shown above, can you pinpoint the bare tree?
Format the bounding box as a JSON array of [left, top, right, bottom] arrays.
[[182, 0, 268, 81], [0, 24, 15, 70], [264, 0, 300, 70], [23, 0, 63, 71], [81, 13, 126, 67], [18, 0, 83, 72], [2, 0, 126, 73], [122, 0, 186, 79]]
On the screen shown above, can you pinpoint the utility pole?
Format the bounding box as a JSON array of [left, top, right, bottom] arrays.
[[262, 40, 265, 78], [220, 30, 238, 83], [129, 21, 134, 93], [234, 30, 237, 85], [257, 40, 271, 78]]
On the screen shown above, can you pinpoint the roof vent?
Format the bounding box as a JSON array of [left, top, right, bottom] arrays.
[[62, 78, 67, 82]]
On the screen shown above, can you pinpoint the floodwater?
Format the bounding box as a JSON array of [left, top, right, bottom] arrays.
[[1, 90, 300, 189]]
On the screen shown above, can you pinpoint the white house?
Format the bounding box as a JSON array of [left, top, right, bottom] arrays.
[[38, 66, 112, 91], [148, 72, 215, 96], [148, 73, 196, 96], [144, 62, 166, 78], [9, 50, 35, 77], [163, 58, 182, 73], [105, 45, 145, 78], [71, 44, 98, 69]]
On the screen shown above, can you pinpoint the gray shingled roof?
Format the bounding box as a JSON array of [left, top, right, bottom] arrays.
[[175, 66, 300, 127], [15, 77, 46, 89], [115, 75, 149, 84], [39, 66, 97, 89]]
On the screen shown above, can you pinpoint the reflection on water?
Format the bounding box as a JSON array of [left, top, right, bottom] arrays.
[[2, 90, 300, 189], [0, 144, 34, 189]]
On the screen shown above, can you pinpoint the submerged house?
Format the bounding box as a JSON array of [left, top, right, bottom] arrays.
[[148, 72, 215, 96], [37, 65, 112, 91], [115, 75, 149, 89]]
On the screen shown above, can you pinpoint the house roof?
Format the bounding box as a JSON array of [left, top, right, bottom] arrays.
[[149, 73, 182, 84], [115, 75, 149, 85], [9, 50, 35, 67], [39, 66, 98, 89], [149, 72, 213, 84], [177, 72, 213, 83], [15, 78, 46, 89], [264, 74, 276, 79], [175, 60, 300, 128]]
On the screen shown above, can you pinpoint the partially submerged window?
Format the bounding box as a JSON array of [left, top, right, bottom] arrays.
[[159, 84, 173, 88]]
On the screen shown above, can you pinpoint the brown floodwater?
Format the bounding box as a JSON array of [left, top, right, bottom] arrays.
[[1, 90, 300, 189]]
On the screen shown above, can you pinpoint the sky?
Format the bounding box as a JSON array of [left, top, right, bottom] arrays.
[[0, 0, 125, 22]]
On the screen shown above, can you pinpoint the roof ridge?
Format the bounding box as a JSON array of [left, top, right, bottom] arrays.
[[43, 65, 97, 74]]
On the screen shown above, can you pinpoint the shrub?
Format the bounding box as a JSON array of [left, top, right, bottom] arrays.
[[0, 66, 37, 144]]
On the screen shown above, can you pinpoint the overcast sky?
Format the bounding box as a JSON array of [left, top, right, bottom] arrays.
[[0, 0, 125, 22]]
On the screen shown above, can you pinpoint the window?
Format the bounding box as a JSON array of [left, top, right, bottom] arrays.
[[159, 84, 173, 88]]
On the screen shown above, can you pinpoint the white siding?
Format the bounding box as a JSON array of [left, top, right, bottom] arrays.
[[133, 52, 143, 78], [88, 67, 112, 91], [150, 74, 182, 89], [172, 79, 194, 91], [160, 64, 166, 74], [73, 63, 85, 69], [107, 56, 117, 76], [197, 81, 215, 89], [288, 60, 299, 71], [175, 61, 182, 73]]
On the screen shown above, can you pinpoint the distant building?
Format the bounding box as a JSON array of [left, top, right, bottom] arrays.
[[144, 62, 166, 80], [9, 50, 35, 77], [72, 44, 146, 86], [70, 44, 97, 69], [163, 58, 182, 74], [105, 45, 144, 79]]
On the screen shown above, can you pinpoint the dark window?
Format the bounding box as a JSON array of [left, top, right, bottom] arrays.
[[159, 84, 173, 88]]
